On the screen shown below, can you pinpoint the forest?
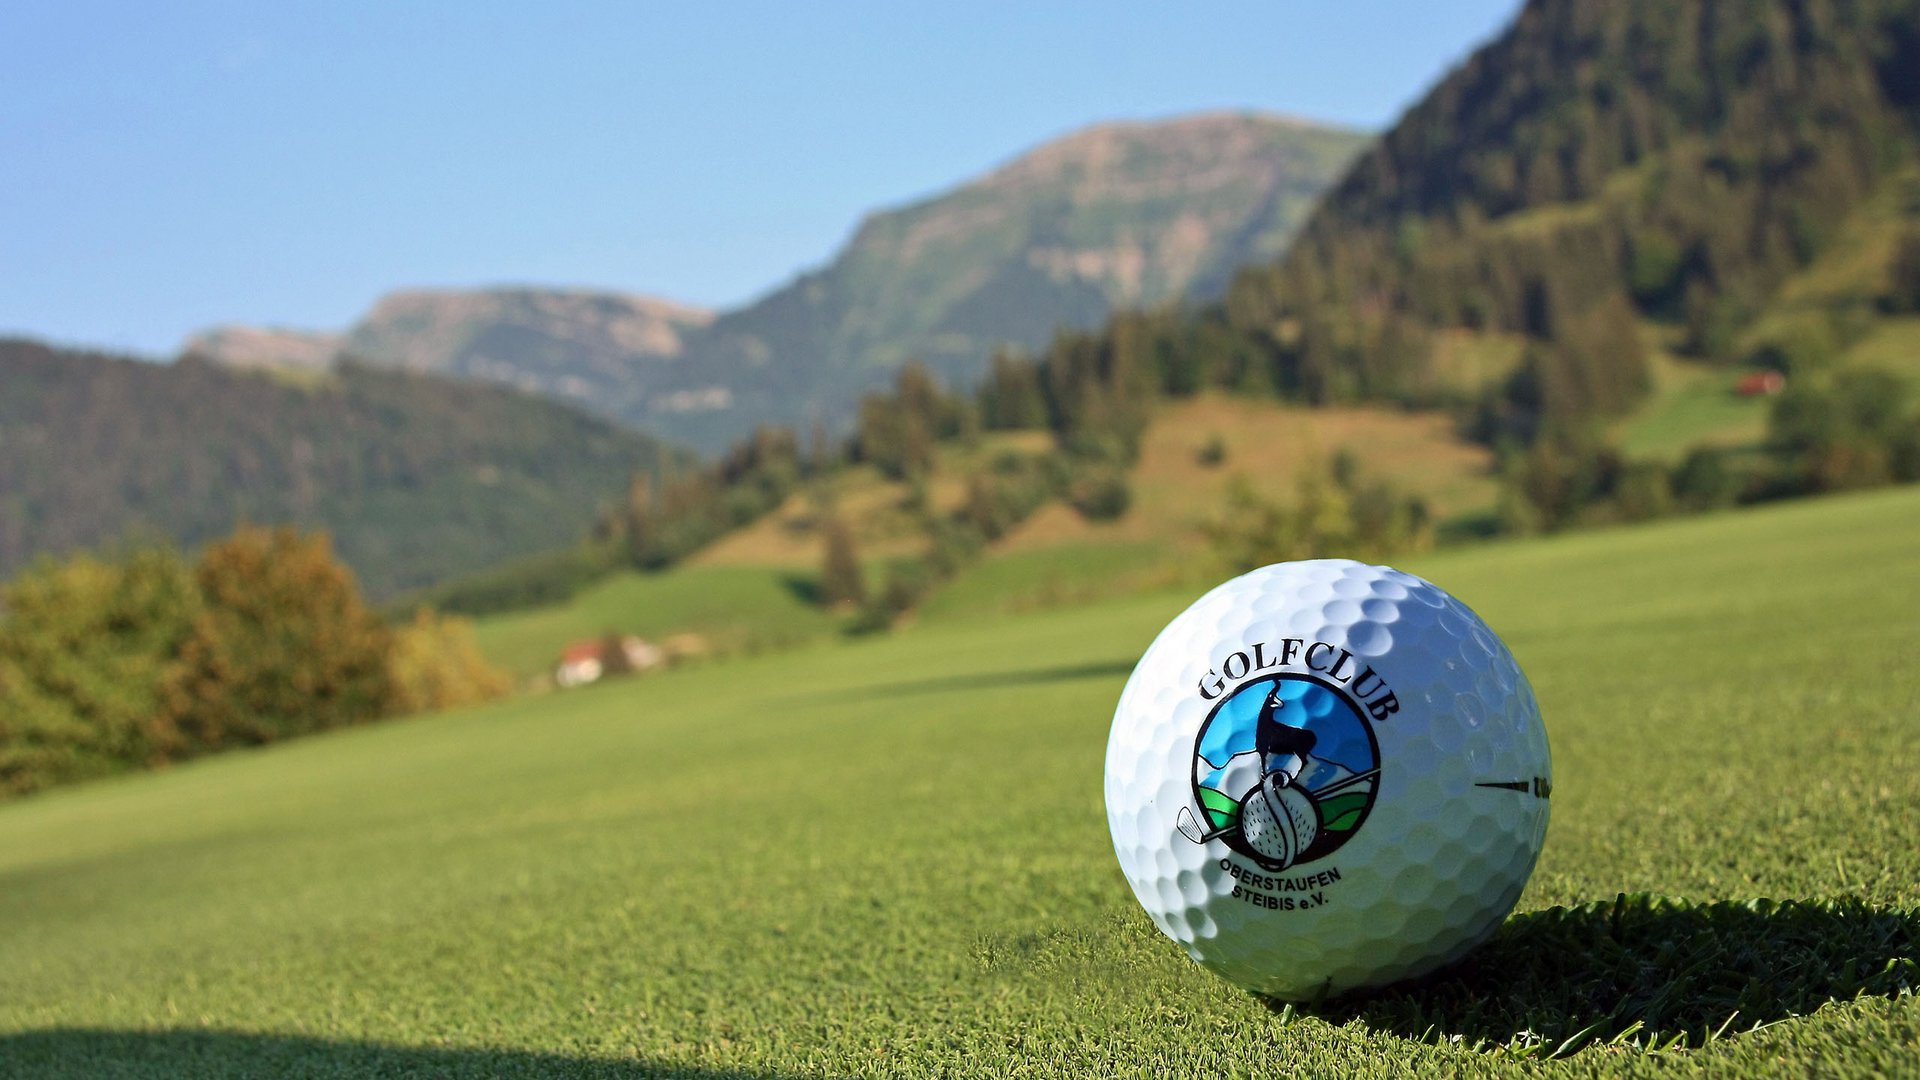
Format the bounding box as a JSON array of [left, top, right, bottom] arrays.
[[0, 339, 682, 598]]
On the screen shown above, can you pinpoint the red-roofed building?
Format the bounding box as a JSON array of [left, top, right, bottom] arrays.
[[555, 641, 603, 688]]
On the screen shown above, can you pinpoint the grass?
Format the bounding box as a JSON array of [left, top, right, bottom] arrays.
[[915, 540, 1177, 623], [1616, 350, 1772, 461], [692, 434, 1055, 570], [2, 487, 1918, 1076], [470, 564, 836, 678], [999, 395, 1497, 558], [1843, 316, 1920, 383]]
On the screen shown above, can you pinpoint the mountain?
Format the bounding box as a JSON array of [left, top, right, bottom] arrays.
[[342, 288, 714, 415], [187, 288, 715, 420], [1214, 0, 1920, 436], [0, 338, 685, 599], [644, 112, 1367, 450], [182, 325, 344, 371], [185, 113, 1366, 453]]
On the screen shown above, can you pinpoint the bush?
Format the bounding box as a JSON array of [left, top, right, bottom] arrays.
[[1202, 463, 1431, 574], [0, 525, 535, 801], [852, 557, 939, 633], [389, 608, 513, 714], [1768, 371, 1912, 493], [818, 516, 866, 609], [1671, 448, 1745, 510], [0, 547, 201, 795], [1066, 462, 1132, 521], [154, 527, 397, 755], [1746, 313, 1838, 377], [1195, 434, 1229, 467], [399, 543, 617, 617], [1613, 463, 1675, 522], [1884, 229, 1920, 314]]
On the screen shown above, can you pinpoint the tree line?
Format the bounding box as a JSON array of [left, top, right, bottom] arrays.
[[0, 338, 684, 599], [0, 526, 508, 799]]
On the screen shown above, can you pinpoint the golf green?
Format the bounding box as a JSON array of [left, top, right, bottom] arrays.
[[1, 488, 1916, 1077]]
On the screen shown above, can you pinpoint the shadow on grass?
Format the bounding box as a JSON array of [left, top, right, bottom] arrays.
[[0, 1028, 795, 1080], [1301, 894, 1920, 1056], [776, 572, 821, 608], [834, 659, 1137, 702]]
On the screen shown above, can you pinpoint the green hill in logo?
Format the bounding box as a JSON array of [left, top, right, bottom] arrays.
[[1198, 787, 1240, 830], [1318, 791, 1369, 833]]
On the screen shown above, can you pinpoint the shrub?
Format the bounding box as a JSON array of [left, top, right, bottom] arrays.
[[1067, 462, 1132, 521], [1746, 313, 1838, 377], [389, 608, 512, 714], [818, 516, 866, 609], [1671, 448, 1745, 510], [1195, 434, 1229, 467], [154, 527, 397, 755], [0, 547, 201, 795]]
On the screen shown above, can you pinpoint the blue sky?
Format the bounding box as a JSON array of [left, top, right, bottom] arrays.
[[1, 1, 1520, 355]]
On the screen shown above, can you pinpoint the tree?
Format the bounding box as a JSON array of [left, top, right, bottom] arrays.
[[857, 393, 932, 480], [979, 349, 1047, 429], [155, 527, 397, 754], [819, 516, 866, 609], [0, 546, 201, 795], [1887, 229, 1920, 314], [961, 474, 1005, 541], [624, 471, 657, 566], [1769, 371, 1911, 492]]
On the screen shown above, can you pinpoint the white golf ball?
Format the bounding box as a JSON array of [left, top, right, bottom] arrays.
[[1104, 559, 1551, 1000]]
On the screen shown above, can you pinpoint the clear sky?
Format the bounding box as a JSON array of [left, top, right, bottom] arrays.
[[1, 1, 1521, 356]]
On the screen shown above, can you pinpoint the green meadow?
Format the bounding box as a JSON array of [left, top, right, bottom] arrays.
[[1, 488, 1916, 1077], [471, 565, 836, 679]]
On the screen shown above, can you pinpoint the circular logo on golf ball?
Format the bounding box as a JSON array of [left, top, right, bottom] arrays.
[[1186, 676, 1380, 871]]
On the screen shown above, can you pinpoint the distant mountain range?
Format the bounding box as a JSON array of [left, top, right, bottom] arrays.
[[184, 112, 1366, 452], [0, 338, 683, 598]]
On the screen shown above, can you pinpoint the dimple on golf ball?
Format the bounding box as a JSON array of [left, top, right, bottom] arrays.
[[1103, 559, 1551, 1000]]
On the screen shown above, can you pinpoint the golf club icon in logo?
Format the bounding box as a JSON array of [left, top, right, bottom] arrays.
[[1177, 676, 1381, 870]]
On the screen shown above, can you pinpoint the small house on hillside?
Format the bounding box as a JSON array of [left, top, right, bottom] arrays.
[[554, 634, 668, 688], [612, 635, 667, 674], [555, 641, 604, 688], [1736, 371, 1786, 396]]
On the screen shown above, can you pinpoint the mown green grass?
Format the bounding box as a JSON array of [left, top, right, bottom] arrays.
[[917, 540, 1179, 623], [2, 489, 1918, 1077], [1616, 352, 1772, 461], [471, 564, 836, 678], [1844, 316, 1920, 383]]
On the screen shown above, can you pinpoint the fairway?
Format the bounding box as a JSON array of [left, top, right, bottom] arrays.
[[2, 489, 1918, 1076]]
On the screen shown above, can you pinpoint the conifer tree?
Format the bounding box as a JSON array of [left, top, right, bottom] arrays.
[[819, 516, 866, 609]]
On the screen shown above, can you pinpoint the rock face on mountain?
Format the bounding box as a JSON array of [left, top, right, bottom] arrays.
[[184, 112, 1366, 453], [342, 289, 714, 415], [646, 112, 1366, 450], [182, 325, 344, 371]]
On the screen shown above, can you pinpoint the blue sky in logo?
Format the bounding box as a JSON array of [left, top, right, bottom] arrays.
[[1196, 677, 1374, 777]]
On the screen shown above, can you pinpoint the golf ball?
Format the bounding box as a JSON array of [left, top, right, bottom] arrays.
[[1104, 559, 1550, 1000]]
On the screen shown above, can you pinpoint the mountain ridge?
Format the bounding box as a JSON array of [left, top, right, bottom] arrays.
[[183, 111, 1368, 452], [0, 337, 685, 598]]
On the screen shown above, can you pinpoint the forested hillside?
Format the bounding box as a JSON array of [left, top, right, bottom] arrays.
[[0, 339, 684, 597], [1212, 0, 1920, 438]]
